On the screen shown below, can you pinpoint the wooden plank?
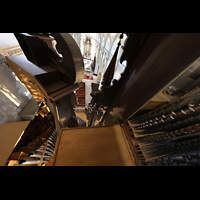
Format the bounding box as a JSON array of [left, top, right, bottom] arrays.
[[54, 125, 134, 166], [6, 55, 49, 102], [0, 121, 30, 166], [141, 101, 165, 110], [49, 83, 81, 101], [45, 81, 68, 94], [6, 55, 46, 76], [122, 123, 141, 166]]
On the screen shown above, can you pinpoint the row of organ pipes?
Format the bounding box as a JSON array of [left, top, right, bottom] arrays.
[[5, 33, 200, 166], [7, 104, 58, 166], [126, 85, 200, 166], [3, 33, 83, 166], [102, 33, 200, 166]]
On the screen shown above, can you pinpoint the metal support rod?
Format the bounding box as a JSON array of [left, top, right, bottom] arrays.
[[51, 101, 62, 166], [38, 140, 49, 166]]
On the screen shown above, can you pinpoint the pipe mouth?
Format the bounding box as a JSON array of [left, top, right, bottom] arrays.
[[28, 153, 33, 157], [18, 159, 26, 164]]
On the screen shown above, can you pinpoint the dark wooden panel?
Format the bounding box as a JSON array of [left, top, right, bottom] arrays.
[[104, 33, 200, 125]]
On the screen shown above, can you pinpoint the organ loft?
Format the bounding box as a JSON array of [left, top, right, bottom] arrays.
[[2, 33, 200, 166]]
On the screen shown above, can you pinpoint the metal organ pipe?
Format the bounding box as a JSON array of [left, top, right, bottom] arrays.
[[126, 86, 200, 166]]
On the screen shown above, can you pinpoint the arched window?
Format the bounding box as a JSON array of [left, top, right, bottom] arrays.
[[105, 37, 111, 52]]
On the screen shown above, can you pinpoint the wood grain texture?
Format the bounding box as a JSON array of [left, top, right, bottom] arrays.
[[54, 125, 134, 166], [0, 121, 30, 166]]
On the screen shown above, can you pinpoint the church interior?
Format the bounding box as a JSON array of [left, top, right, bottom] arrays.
[[1, 33, 200, 166]]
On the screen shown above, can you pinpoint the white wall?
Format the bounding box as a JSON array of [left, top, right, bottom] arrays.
[[0, 54, 32, 124], [0, 33, 19, 47]]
